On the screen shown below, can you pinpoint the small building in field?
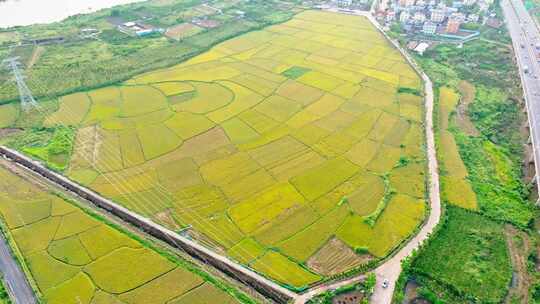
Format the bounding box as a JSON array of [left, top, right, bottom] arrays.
[[414, 42, 430, 55], [467, 13, 479, 23]]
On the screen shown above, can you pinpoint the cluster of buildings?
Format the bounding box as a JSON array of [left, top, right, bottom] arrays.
[[378, 0, 496, 39], [117, 21, 165, 37], [312, 0, 372, 11], [108, 3, 233, 39]]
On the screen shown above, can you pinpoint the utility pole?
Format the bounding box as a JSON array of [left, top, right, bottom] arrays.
[[2, 57, 39, 111]]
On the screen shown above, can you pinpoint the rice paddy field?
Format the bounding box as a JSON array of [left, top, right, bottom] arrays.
[[438, 87, 478, 210], [0, 166, 248, 304], [23, 10, 426, 288]]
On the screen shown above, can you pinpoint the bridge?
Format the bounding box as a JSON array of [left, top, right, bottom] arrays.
[[501, 0, 540, 202]]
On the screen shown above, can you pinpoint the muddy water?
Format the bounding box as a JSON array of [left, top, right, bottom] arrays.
[[0, 0, 144, 28]]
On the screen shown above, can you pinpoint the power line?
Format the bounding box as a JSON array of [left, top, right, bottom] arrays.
[[2, 57, 40, 112]]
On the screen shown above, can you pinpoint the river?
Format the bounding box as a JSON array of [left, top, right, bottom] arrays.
[[0, 0, 144, 28]]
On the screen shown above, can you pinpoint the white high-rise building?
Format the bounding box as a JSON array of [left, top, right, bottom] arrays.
[[423, 22, 437, 34], [430, 9, 445, 22]]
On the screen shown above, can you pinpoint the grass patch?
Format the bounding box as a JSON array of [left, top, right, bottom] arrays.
[[363, 174, 396, 227], [411, 207, 512, 303], [20, 126, 75, 171], [281, 66, 311, 79]]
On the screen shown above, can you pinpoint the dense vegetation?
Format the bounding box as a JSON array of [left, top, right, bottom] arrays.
[[395, 9, 537, 302], [411, 207, 512, 303], [421, 36, 533, 227], [21, 126, 75, 171], [307, 273, 376, 304], [0, 0, 300, 103], [0, 278, 10, 304]]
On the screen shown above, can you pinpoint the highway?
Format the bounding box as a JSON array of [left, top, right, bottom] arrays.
[[0, 233, 36, 304], [501, 0, 540, 197]]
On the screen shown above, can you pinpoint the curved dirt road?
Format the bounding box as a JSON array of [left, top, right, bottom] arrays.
[[295, 10, 441, 304]]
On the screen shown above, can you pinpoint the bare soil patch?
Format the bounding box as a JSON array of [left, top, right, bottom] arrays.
[[402, 280, 420, 304], [27, 46, 45, 69], [0, 128, 23, 139], [154, 210, 181, 230], [456, 81, 480, 136], [307, 238, 372, 276], [70, 125, 99, 169], [165, 23, 203, 41], [195, 19, 221, 29], [332, 290, 365, 304]]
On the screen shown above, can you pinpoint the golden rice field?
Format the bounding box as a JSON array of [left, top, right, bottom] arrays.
[[41, 10, 426, 288], [438, 87, 477, 210], [0, 167, 243, 304]]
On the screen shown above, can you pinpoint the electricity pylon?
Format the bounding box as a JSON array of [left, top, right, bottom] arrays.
[[3, 57, 39, 111]]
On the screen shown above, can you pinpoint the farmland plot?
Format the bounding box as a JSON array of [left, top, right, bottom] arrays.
[[0, 167, 246, 304], [438, 87, 478, 210], [39, 10, 426, 288]]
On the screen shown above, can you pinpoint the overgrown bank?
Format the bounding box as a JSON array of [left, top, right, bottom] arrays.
[[0, 0, 302, 104], [393, 12, 538, 303]]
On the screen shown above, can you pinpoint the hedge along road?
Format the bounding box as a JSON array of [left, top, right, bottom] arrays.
[[294, 10, 441, 304]]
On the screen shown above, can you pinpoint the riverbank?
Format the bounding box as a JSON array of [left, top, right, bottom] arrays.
[[0, 0, 144, 28]]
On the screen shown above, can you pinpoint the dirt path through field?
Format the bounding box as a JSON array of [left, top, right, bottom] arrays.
[[456, 81, 480, 136], [369, 61, 440, 304], [27, 46, 44, 69], [504, 225, 531, 304]]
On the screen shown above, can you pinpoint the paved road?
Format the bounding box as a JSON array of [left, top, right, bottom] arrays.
[[0, 233, 36, 304], [295, 10, 441, 304], [370, 73, 439, 304], [501, 0, 540, 198]]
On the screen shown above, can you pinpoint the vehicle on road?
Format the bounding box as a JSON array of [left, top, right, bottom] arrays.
[[524, 65, 530, 73], [382, 279, 389, 289]]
